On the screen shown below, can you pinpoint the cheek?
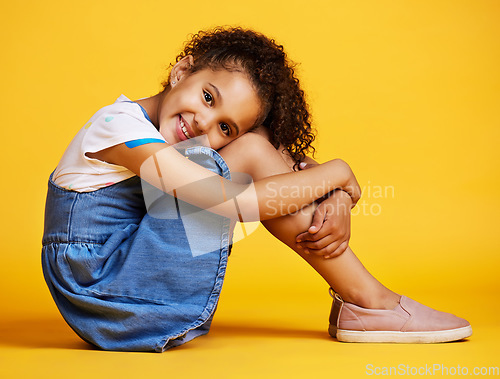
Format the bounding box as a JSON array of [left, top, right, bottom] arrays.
[[179, 87, 200, 106], [167, 88, 196, 111]]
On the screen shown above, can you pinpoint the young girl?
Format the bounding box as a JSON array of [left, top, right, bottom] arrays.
[[42, 27, 471, 352]]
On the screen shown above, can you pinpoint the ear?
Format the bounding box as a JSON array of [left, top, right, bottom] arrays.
[[170, 55, 194, 87]]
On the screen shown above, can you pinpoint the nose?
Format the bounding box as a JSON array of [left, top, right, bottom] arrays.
[[193, 110, 217, 135]]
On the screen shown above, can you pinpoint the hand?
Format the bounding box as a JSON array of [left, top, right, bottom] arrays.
[[295, 188, 352, 259]]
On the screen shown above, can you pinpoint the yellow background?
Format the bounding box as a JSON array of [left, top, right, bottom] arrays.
[[1, 0, 498, 377]]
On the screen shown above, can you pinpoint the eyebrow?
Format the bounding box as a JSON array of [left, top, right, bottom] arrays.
[[208, 82, 240, 136]]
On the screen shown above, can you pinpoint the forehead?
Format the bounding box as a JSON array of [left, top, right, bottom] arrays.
[[190, 69, 262, 130]]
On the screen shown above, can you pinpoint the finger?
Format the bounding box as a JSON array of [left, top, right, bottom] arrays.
[[297, 218, 333, 244], [296, 229, 330, 243], [307, 205, 326, 235], [297, 245, 310, 255], [311, 235, 350, 257], [299, 235, 337, 250], [299, 162, 318, 170], [296, 231, 311, 243], [325, 243, 349, 259], [298, 219, 344, 243], [296, 229, 329, 243], [324, 241, 349, 259], [308, 238, 344, 256]]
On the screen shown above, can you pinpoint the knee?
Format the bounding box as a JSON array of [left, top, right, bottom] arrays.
[[226, 132, 276, 158], [219, 133, 291, 180], [218, 131, 279, 174]]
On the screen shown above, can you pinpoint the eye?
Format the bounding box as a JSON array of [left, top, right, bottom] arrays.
[[219, 122, 231, 136], [203, 90, 213, 106]]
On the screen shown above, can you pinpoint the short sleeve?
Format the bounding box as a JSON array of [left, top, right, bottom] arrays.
[[82, 103, 165, 160], [53, 96, 166, 192]]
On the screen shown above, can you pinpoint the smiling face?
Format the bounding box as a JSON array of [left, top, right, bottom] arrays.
[[157, 61, 262, 151]]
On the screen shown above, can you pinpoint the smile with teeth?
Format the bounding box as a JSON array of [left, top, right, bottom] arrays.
[[180, 116, 192, 139]]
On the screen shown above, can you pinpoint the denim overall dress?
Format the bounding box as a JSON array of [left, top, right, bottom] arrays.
[[41, 146, 232, 352]]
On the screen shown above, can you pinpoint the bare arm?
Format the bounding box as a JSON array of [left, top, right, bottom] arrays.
[[88, 142, 360, 221]]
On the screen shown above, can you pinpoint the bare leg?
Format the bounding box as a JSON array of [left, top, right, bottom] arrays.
[[262, 213, 400, 309], [218, 134, 399, 309]]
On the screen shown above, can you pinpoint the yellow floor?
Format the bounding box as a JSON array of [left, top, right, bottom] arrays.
[[1, 223, 498, 378], [1, 231, 499, 378], [1, 282, 499, 378], [1, 1, 499, 377]]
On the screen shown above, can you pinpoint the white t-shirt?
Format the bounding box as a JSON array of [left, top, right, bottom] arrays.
[[53, 95, 166, 192]]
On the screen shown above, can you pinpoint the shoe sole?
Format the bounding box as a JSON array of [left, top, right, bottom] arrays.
[[329, 325, 472, 343]]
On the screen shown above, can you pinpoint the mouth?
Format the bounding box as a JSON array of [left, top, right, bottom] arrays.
[[179, 115, 194, 140]]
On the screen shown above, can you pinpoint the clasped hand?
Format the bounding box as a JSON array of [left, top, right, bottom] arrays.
[[295, 163, 355, 259]]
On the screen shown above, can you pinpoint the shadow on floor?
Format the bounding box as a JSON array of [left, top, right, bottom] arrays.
[[0, 317, 329, 350], [0, 317, 95, 350]]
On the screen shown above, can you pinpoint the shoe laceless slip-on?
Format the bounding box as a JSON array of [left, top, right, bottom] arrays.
[[328, 288, 472, 343]]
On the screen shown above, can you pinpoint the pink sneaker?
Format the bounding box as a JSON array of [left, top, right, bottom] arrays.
[[328, 289, 472, 343]]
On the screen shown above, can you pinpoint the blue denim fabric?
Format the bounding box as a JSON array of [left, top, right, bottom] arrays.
[[42, 146, 232, 352]]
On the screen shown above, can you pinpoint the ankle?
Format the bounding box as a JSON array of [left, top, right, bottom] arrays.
[[341, 288, 400, 310]]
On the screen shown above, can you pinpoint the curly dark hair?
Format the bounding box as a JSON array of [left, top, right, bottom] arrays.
[[162, 27, 316, 170]]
